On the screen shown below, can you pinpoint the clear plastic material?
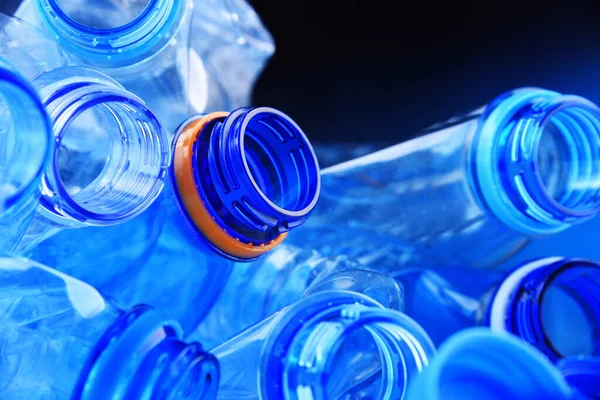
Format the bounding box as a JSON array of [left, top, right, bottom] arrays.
[[292, 88, 600, 269], [406, 329, 572, 400], [0, 57, 52, 252], [25, 108, 321, 333], [0, 255, 218, 399], [15, 0, 275, 133], [394, 258, 600, 361], [0, 15, 170, 251], [189, 244, 404, 348], [558, 356, 600, 399], [213, 290, 436, 400]]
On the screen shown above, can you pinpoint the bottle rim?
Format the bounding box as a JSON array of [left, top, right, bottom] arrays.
[[0, 59, 52, 211]]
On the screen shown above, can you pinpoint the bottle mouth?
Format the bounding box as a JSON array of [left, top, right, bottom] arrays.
[[33, 67, 169, 226], [0, 59, 52, 211], [36, 0, 189, 66], [173, 109, 320, 261], [471, 88, 600, 236], [409, 329, 572, 400], [489, 258, 600, 361], [261, 291, 435, 400]]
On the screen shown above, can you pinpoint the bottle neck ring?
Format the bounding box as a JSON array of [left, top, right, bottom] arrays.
[[35, 0, 189, 67], [0, 59, 52, 211], [470, 88, 600, 236], [488, 257, 600, 361], [74, 306, 218, 400], [33, 67, 169, 226], [172, 109, 320, 261], [261, 290, 435, 400]]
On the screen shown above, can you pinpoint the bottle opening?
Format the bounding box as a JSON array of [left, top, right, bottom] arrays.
[[0, 68, 50, 209], [242, 111, 319, 213], [535, 105, 600, 213], [51, 0, 151, 30], [540, 263, 600, 358], [425, 330, 570, 400], [281, 302, 434, 400]]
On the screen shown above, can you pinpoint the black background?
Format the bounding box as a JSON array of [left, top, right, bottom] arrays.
[[3, 0, 600, 144]]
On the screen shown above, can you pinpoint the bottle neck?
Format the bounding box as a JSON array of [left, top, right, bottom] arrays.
[[488, 257, 600, 362], [470, 88, 600, 236], [262, 291, 435, 400], [74, 306, 218, 400], [407, 329, 572, 400], [0, 58, 51, 212], [172, 108, 321, 261], [32, 67, 169, 227], [34, 0, 190, 67]]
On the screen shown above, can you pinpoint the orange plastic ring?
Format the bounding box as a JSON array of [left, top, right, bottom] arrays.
[[173, 113, 288, 259]]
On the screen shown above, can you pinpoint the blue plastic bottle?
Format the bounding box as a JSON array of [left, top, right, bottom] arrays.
[[26, 109, 321, 333], [0, 57, 52, 252], [190, 244, 404, 348], [558, 357, 600, 399], [0, 255, 218, 399], [212, 290, 436, 400], [406, 328, 573, 400], [292, 88, 600, 269], [394, 257, 600, 362], [0, 14, 169, 253], [15, 0, 274, 132]]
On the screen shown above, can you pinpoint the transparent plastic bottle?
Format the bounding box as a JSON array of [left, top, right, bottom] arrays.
[[0, 14, 169, 253], [0, 57, 52, 252], [393, 257, 600, 362], [15, 0, 274, 132], [0, 255, 218, 399], [25, 108, 321, 333], [406, 328, 572, 400], [292, 88, 600, 269], [212, 290, 436, 400], [558, 356, 600, 400], [189, 244, 404, 348]]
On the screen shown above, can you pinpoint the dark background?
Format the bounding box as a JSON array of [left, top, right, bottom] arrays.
[[4, 0, 600, 145]]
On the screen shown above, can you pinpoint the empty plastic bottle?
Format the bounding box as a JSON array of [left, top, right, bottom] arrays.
[[0, 57, 52, 252], [292, 88, 600, 269], [25, 108, 321, 333], [394, 257, 600, 362], [213, 290, 436, 400], [0, 255, 218, 399], [15, 0, 274, 132], [0, 14, 170, 253], [406, 328, 572, 400], [558, 356, 600, 400], [190, 244, 404, 348]]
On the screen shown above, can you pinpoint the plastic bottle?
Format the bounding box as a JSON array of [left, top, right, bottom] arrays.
[[0, 255, 218, 399], [15, 0, 274, 132], [291, 88, 600, 269], [406, 328, 573, 400], [189, 244, 404, 348], [0, 14, 169, 253], [558, 356, 600, 399], [212, 290, 436, 400], [393, 257, 600, 362], [25, 109, 321, 333], [0, 57, 52, 252]]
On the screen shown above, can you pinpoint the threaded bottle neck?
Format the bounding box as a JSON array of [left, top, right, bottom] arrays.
[[488, 257, 600, 361], [558, 356, 600, 399], [172, 108, 320, 261], [262, 291, 435, 400], [32, 67, 169, 227], [0, 58, 51, 212], [470, 88, 600, 236], [74, 306, 218, 400], [35, 0, 190, 67]]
